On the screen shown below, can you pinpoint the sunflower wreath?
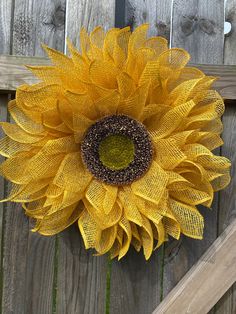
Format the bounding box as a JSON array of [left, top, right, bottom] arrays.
[[0, 24, 231, 260]]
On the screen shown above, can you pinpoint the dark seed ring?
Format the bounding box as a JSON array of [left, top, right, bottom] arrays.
[[81, 114, 153, 185]]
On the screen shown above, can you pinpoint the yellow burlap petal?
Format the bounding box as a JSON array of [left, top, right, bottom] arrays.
[[103, 184, 118, 215], [139, 215, 153, 260], [130, 222, 142, 252], [32, 202, 83, 235], [153, 138, 186, 170], [163, 206, 181, 240], [53, 152, 92, 192], [0, 137, 31, 157], [119, 186, 143, 226], [149, 100, 196, 136], [153, 220, 166, 249], [94, 90, 120, 117], [89, 60, 119, 89], [64, 90, 97, 119], [8, 100, 45, 134], [117, 72, 136, 98], [117, 82, 150, 119], [132, 161, 169, 205], [85, 180, 122, 229], [79, 209, 101, 249], [169, 198, 204, 239], [118, 215, 132, 260], [94, 225, 117, 255], [0, 122, 45, 144]]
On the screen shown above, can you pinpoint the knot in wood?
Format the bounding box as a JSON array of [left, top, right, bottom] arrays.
[[199, 18, 216, 35], [180, 15, 197, 36], [51, 5, 65, 29]]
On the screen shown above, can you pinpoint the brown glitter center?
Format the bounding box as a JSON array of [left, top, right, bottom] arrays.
[[81, 114, 153, 185]]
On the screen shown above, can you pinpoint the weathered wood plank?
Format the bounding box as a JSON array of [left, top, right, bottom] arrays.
[[109, 3, 172, 314], [65, 0, 116, 49], [162, 0, 225, 301], [214, 0, 236, 312], [171, 0, 224, 63], [1, 55, 236, 101], [110, 248, 164, 314], [56, 2, 116, 313], [153, 218, 236, 314], [12, 0, 66, 56], [0, 0, 14, 54], [0, 94, 9, 311], [56, 226, 108, 314], [123, 0, 172, 39], [1, 1, 66, 313]]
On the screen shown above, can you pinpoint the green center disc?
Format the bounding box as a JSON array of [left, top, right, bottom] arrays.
[[98, 134, 135, 171]]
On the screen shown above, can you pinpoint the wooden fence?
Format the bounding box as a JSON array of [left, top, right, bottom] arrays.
[[0, 0, 236, 313]]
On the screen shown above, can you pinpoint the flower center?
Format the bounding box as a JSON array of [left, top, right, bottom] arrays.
[[81, 114, 153, 186], [99, 134, 135, 170]]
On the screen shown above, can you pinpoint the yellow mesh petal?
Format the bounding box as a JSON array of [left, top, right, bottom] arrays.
[[132, 161, 169, 205], [169, 198, 204, 239]]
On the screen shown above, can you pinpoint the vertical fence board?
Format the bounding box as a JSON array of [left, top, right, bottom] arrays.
[[65, 0, 116, 48], [12, 0, 66, 56], [214, 0, 236, 313], [0, 0, 14, 54], [122, 0, 172, 39], [171, 0, 224, 64], [56, 1, 116, 313], [109, 2, 172, 314], [0, 1, 13, 311], [2, 1, 66, 313], [162, 0, 225, 302], [0, 95, 9, 312]]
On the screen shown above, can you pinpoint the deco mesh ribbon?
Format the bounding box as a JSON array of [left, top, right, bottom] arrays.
[[0, 24, 231, 260]]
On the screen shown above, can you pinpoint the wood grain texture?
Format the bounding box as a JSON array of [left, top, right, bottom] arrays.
[[214, 0, 236, 312], [0, 94, 8, 311], [56, 2, 116, 313], [162, 0, 225, 301], [123, 0, 172, 39], [56, 226, 107, 314], [0, 0, 14, 54], [109, 3, 172, 313], [65, 0, 116, 49], [1, 1, 66, 313], [12, 0, 66, 56], [172, 0, 224, 64], [153, 218, 236, 314], [110, 248, 163, 314], [0, 55, 50, 91]]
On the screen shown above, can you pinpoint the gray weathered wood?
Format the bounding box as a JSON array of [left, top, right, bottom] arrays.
[[12, 0, 66, 56], [162, 0, 225, 300], [0, 0, 14, 54], [0, 94, 8, 307], [123, 0, 172, 39], [214, 0, 236, 312], [110, 248, 164, 314], [56, 2, 116, 313], [1, 1, 66, 313], [172, 0, 224, 64], [65, 0, 116, 49], [153, 218, 236, 314], [57, 226, 108, 314]]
